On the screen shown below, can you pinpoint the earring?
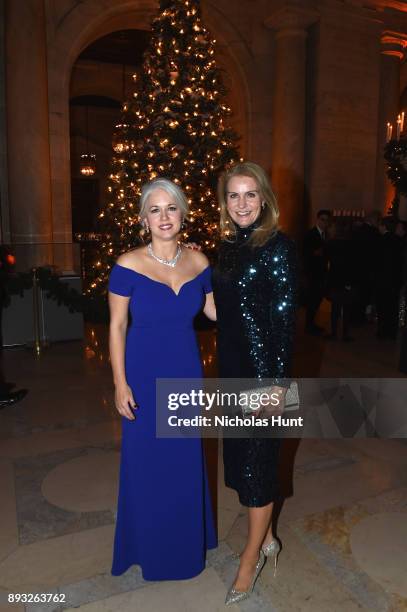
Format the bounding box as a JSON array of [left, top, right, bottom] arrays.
[[261, 202, 266, 210], [144, 223, 150, 233], [181, 221, 186, 230]]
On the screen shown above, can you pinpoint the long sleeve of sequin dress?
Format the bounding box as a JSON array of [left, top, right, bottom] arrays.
[[213, 226, 298, 507]]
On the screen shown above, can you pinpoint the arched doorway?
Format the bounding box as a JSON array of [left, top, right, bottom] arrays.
[[70, 95, 121, 236], [69, 29, 151, 237], [47, 0, 251, 265]]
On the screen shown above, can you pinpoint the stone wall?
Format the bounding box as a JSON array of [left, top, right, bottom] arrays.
[[1, 0, 407, 264], [308, 3, 381, 216]]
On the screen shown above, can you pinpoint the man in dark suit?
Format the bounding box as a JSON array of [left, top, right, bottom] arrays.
[[303, 209, 331, 335], [399, 230, 407, 372], [325, 221, 359, 341], [375, 217, 403, 340], [0, 244, 28, 409], [351, 211, 380, 325]]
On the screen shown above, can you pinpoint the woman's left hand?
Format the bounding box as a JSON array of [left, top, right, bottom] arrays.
[[183, 242, 202, 251], [261, 386, 287, 417]]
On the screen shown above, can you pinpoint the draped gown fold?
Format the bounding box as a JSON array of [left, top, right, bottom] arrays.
[[108, 263, 217, 581]]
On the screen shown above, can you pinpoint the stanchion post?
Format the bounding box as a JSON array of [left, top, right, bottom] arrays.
[[31, 267, 42, 357]]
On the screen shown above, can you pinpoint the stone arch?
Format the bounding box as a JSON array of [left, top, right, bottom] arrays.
[[47, 0, 253, 244], [202, 1, 254, 156]]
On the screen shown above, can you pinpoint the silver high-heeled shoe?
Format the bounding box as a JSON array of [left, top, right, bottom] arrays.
[[262, 537, 281, 576], [225, 549, 266, 606]]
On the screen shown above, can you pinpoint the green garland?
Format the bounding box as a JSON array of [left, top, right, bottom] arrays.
[[384, 138, 407, 196], [3, 266, 212, 327], [3, 267, 108, 321]]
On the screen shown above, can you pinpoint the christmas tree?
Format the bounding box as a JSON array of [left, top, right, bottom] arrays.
[[87, 0, 240, 295]]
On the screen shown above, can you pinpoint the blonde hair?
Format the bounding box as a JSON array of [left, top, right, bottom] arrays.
[[218, 161, 280, 247], [138, 178, 189, 241]]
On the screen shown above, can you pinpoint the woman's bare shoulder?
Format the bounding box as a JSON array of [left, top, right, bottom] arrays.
[[182, 246, 210, 272], [116, 247, 147, 270]]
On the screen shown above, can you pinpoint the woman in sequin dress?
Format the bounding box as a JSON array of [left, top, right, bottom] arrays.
[[212, 162, 298, 604]]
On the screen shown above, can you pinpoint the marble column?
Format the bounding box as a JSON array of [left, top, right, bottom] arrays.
[[0, 0, 10, 243], [265, 6, 319, 240], [5, 0, 53, 269], [375, 33, 405, 215]]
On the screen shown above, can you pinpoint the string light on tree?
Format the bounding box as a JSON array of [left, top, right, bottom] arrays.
[[88, 0, 240, 295]]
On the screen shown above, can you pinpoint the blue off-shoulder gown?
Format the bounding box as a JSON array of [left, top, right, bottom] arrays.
[[108, 263, 217, 581]]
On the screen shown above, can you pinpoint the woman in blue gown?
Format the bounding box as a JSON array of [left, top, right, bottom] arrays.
[[108, 178, 217, 581]]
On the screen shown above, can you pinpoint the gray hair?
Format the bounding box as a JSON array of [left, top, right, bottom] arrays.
[[139, 178, 189, 220]]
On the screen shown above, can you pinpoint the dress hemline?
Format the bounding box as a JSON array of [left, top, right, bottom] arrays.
[[111, 541, 218, 581]]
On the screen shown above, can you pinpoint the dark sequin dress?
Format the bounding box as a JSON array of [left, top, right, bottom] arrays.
[[213, 222, 298, 507]]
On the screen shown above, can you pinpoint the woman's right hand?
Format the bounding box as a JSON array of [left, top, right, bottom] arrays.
[[114, 383, 137, 420], [183, 242, 202, 251]]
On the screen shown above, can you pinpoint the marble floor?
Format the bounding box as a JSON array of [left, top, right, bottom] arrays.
[[0, 306, 406, 611]]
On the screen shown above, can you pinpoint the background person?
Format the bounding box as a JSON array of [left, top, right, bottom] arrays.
[[0, 244, 28, 408], [375, 217, 403, 340], [351, 210, 380, 326], [325, 222, 358, 342], [303, 209, 331, 335]]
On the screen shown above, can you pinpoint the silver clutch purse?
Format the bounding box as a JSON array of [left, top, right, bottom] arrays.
[[240, 381, 299, 415], [285, 381, 300, 410]]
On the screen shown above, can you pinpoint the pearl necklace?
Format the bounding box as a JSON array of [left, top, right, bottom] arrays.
[[147, 242, 181, 268]]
